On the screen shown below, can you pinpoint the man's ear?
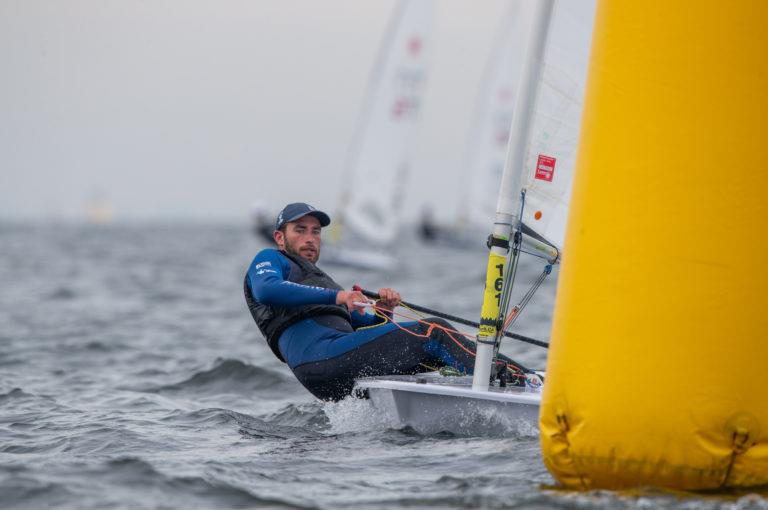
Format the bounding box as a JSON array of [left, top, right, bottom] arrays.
[[273, 229, 284, 249]]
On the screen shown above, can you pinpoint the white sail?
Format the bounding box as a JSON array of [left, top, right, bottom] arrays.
[[355, 1, 597, 436], [517, 1, 596, 253], [458, 1, 532, 231], [337, 0, 434, 249], [472, 0, 556, 391], [472, 0, 595, 388]]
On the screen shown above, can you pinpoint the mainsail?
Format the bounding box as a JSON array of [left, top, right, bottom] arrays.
[[333, 0, 434, 251], [518, 0, 595, 255], [353, 0, 597, 436], [473, 0, 595, 389]]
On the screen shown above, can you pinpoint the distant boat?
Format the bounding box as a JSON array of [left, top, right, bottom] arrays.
[[418, 1, 534, 249], [357, 0, 596, 436], [323, 0, 435, 272]]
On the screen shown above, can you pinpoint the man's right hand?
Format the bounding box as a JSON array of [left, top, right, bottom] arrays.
[[336, 290, 369, 314]]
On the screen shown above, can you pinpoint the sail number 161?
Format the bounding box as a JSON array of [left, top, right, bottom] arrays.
[[494, 263, 504, 306]]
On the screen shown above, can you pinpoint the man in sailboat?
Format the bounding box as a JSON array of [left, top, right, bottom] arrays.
[[244, 202, 524, 401]]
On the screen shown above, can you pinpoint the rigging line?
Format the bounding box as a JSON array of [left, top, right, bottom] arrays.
[[495, 189, 527, 347], [496, 193, 525, 319], [368, 302, 541, 376], [512, 267, 549, 318], [496, 254, 517, 345], [503, 265, 551, 332], [355, 286, 549, 348], [398, 302, 428, 320], [503, 273, 546, 333], [494, 239, 521, 357]]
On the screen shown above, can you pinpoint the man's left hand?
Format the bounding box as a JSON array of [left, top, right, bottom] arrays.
[[375, 288, 401, 310]]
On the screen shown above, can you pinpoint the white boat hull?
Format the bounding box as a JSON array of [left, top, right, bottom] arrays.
[[356, 374, 541, 436]]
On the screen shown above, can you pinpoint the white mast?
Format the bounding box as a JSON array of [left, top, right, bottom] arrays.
[[472, 0, 555, 392]]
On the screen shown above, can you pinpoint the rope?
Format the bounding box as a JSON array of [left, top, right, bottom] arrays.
[[493, 189, 528, 353], [502, 265, 551, 332], [366, 301, 539, 380]]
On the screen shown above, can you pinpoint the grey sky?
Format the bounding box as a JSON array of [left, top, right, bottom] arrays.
[[1, 0, 509, 222]]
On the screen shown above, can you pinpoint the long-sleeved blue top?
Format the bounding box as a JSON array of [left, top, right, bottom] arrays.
[[246, 249, 380, 328]]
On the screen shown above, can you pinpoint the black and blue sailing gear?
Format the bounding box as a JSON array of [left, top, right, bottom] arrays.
[[244, 248, 483, 401], [244, 249, 353, 362]]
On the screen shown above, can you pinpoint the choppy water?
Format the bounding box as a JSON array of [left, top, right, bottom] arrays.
[[1, 223, 766, 509]]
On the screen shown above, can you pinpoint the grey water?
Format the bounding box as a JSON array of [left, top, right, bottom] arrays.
[[1, 223, 765, 510]]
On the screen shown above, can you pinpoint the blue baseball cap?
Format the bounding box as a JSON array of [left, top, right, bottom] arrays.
[[275, 203, 331, 231]]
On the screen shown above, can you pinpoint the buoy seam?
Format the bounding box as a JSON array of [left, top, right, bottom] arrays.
[[721, 429, 753, 489], [556, 412, 589, 489]]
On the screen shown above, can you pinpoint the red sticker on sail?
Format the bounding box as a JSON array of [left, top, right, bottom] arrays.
[[535, 155, 556, 182]]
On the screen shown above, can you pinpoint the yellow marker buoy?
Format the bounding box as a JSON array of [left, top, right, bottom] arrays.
[[540, 0, 768, 490]]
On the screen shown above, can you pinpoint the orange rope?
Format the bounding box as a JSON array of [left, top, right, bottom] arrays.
[[371, 304, 477, 358], [368, 302, 531, 379], [503, 306, 520, 331]]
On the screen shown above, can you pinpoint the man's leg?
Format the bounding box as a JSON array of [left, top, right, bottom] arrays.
[[290, 317, 481, 401]]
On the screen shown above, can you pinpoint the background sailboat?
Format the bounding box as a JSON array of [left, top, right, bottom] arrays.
[[419, 1, 531, 248], [323, 0, 434, 272], [356, 0, 596, 436]]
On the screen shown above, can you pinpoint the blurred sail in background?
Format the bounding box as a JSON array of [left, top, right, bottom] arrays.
[[325, 0, 435, 271]]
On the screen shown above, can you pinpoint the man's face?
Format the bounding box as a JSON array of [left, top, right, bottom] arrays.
[[274, 215, 322, 263]]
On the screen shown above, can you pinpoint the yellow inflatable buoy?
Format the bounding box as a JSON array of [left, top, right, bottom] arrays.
[[540, 0, 768, 490]]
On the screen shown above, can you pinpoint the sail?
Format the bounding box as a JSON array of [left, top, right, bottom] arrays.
[[472, 0, 594, 389], [458, 2, 533, 230], [337, 0, 434, 248], [518, 1, 596, 253]]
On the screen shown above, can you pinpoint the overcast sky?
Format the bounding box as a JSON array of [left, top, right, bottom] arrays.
[[0, 0, 522, 222]]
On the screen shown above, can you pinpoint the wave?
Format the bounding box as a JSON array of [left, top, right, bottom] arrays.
[[259, 402, 328, 430], [139, 358, 294, 396], [0, 388, 34, 402], [2, 456, 320, 510], [158, 406, 320, 443], [107, 457, 319, 509], [160, 407, 249, 427], [163, 403, 334, 441], [0, 476, 73, 510]]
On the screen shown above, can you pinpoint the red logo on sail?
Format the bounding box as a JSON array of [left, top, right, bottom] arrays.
[[408, 36, 422, 57], [535, 155, 556, 182]]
